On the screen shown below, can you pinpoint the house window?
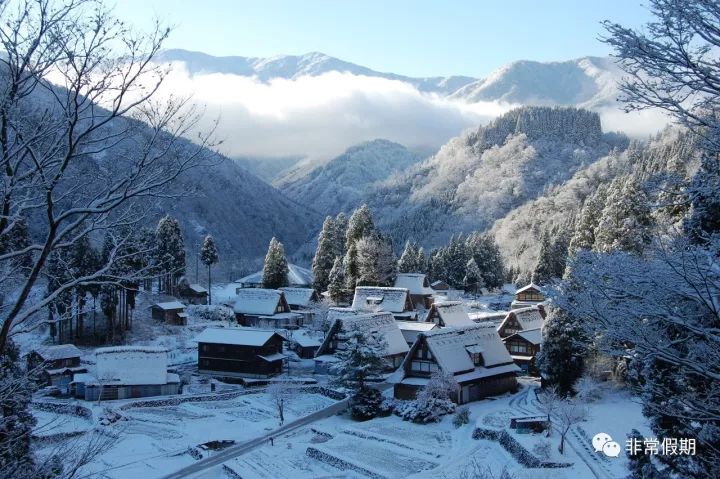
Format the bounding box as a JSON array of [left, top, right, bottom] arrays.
[[509, 343, 528, 354], [411, 360, 438, 373]]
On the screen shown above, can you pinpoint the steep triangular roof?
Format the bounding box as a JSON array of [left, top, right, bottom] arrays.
[[516, 283, 543, 294], [394, 273, 433, 295], [351, 286, 412, 313], [233, 289, 288, 315], [426, 301, 472, 327], [422, 323, 515, 375], [280, 287, 318, 307], [316, 311, 409, 358]]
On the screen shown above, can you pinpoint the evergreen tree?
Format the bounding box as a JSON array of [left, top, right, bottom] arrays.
[[466, 233, 505, 289], [569, 184, 608, 254], [327, 257, 346, 304], [356, 234, 397, 286], [685, 154, 720, 247], [0, 340, 37, 478], [595, 176, 653, 254], [344, 242, 360, 292], [463, 257, 483, 295], [0, 216, 31, 268], [200, 235, 219, 304], [537, 307, 589, 396], [533, 225, 570, 284], [345, 204, 375, 251], [397, 241, 419, 273], [155, 215, 186, 293], [332, 328, 387, 420], [332, 212, 348, 257], [416, 247, 429, 276], [312, 216, 337, 292], [262, 237, 289, 289], [70, 235, 99, 339], [45, 250, 72, 343]]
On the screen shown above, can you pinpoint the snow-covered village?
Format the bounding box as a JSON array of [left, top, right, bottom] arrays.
[[1, 1, 719, 478]]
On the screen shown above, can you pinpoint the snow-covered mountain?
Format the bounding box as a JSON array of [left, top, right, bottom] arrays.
[[157, 49, 623, 107], [156, 49, 477, 95], [450, 57, 623, 108], [276, 139, 426, 216]]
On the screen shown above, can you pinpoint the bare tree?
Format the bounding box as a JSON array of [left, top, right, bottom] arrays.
[[555, 397, 588, 455], [267, 381, 296, 426], [535, 385, 561, 437], [0, 0, 217, 353]]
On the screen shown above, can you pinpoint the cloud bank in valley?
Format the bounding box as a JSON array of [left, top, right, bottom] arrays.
[[156, 63, 515, 160]]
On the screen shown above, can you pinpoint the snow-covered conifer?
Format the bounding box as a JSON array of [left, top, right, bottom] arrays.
[[262, 237, 289, 289], [312, 217, 337, 292], [327, 257, 346, 304], [537, 306, 589, 395], [200, 235, 219, 304]]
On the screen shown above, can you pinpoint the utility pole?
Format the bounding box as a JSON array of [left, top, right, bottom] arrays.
[[195, 240, 200, 283]]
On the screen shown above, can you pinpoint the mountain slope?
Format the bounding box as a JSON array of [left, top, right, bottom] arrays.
[[360, 107, 628, 246], [277, 139, 425, 216]]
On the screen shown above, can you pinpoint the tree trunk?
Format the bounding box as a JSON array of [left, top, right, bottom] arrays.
[[208, 265, 212, 305]]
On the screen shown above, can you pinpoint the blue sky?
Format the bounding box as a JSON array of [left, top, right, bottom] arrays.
[[113, 0, 651, 78]]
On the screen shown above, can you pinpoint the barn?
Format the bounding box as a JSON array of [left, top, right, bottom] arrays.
[[194, 328, 287, 378], [232, 288, 303, 329]]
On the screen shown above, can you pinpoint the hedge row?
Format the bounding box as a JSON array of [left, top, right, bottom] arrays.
[[306, 447, 386, 479], [32, 401, 92, 418], [472, 428, 571, 469]]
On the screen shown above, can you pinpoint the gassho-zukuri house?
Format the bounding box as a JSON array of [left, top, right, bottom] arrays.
[[424, 300, 473, 327], [351, 286, 417, 320], [393, 273, 434, 310], [511, 283, 546, 309], [71, 346, 180, 401], [194, 327, 287, 378], [232, 288, 303, 329], [394, 323, 520, 404], [314, 311, 409, 374], [496, 305, 546, 338], [234, 263, 313, 290]]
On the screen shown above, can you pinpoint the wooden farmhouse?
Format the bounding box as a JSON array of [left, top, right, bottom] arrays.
[[71, 346, 180, 401], [503, 327, 542, 375], [314, 311, 409, 374], [195, 328, 287, 378], [496, 305, 546, 338], [150, 301, 188, 325], [511, 283, 545, 309], [178, 283, 208, 305], [27, 344, 86, 394], [232, 288, 303, 329], [234, 263, 313, 290], [285, 329, 324, 359], [394, 273, 434, 310], [424, 301, 473, 327], [280, 287, 320, 324], [394, 323, 520, 404], [351, 286, 417, 320]]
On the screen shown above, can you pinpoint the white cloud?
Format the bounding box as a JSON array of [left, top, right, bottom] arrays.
[[597, 107, 671, 138], [155, 63, 515, 160]]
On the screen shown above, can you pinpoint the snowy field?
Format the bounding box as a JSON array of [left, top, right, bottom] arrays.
[[162, 379, 649, 479]]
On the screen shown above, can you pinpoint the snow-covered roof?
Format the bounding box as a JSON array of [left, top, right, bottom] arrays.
[[508, 328, 543, 345], [327, 307, 366, 322], [194, 327, 284, 347], [188, 284, 208, 294], [516, 283, 543, 294], [233, 288, 286, 315], [235, 264, 313, 287], [34, 344, 82, 361], [394, 274, 433, 296], [395, 321, 438, 332], [351, 287, 411, 313], [257, 352, 287, 362], [340, 312, 409, 357], [431, 301, 472, 327], [453, 363, 520, 383], [422, 323, 515, 375], [468, 311, 508, 323], [430, 280, 449, 290], [286, 329, 323, 348], [510, 307, 545, 330], [95, 346, 169, 385], [280, 287, 317, 307], [153, 301, 185, 310]]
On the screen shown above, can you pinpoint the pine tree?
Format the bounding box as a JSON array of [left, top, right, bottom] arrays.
[[397, 241, 419, 273], [344, 242, 360, 292], [0, 340, 38, 478], [70, 235, 99, 340], [312, 216, 337, 292], [327, 257, 346, 304], [466, 233, 505, 289], [262, 237, 289, 289], [155, 215, 186, 294], [537, 307, 589, 395], [200, 235, 219, 304], [332, 212, 348, 257], [685, 152, 720, 247], [533, 226, 570, 284], [345, 204, 375, 251], [463, 257, 483, 295], [595, 176, 653, 254], [569, 184, 608, 254], [416, 247, 429, 275], [356, 234, 397, 287], [332, 328, 387, 420]]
